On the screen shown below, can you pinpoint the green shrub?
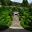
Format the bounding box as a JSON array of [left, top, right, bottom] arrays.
[[0, 24, 9, 30], [0, 7, 12, 29], [20, 7, 32, 31]]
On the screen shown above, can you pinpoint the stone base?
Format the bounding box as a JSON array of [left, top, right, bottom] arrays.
[[9, 27, 24, 29]]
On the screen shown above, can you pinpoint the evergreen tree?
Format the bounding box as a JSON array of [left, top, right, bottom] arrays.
[[22, 0, 28, 7]]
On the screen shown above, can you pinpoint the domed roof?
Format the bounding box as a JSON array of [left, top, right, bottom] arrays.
[[13, 11, 19, 14]]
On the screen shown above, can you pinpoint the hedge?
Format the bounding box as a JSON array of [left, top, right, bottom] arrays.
[[19, 7, 32, 31], [0, 7, 12, 30]]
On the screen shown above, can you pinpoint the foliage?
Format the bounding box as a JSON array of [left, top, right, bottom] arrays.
[[19, 7, 32, 31], [22, 0, 28, 7], [1, 0, 10, 5], [0, 6, 32, 31], [0, 7, 12, 29], [0, 24, 9, 30]]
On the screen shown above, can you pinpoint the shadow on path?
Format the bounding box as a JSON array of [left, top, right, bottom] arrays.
[[0, 28, 32, 32]]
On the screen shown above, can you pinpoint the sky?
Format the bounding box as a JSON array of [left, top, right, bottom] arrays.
[[11, 0, 32, 4], [11, 0, 23, 3]]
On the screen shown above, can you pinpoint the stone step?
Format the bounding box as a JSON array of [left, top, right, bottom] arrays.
[[9, 27, 24, 29]]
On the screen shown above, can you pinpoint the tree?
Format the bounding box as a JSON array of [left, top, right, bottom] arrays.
[[22, 0, 28, 7], [30, 3, 32, 7], [1, 0, 10, 5]]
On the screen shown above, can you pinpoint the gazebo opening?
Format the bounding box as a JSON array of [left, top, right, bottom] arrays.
[[13, 11, 19, 16]]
